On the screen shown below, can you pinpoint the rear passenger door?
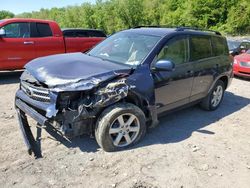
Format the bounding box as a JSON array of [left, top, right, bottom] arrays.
[[153, 35, 194, 113], [189, 35, 218, 102], [32, 22, 65, 57]]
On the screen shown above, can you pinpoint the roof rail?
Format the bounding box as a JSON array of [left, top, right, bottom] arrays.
[[176, 27, 221, 35], [133, 25, 164, 28], [133, 25, 222, 35]]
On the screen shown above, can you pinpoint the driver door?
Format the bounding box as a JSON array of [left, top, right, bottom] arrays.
[[152, 35, 194, 114], [0, 22, 36, 70]]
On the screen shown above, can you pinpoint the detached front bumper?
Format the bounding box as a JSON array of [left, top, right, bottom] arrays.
[[15, 89, 94, 157], [15, 89, 56, 157], [16, 100, 47, 157]]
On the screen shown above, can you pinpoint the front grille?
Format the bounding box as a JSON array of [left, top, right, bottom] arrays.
[[240, 62, 250, 67], [21, 81, 50, 103]]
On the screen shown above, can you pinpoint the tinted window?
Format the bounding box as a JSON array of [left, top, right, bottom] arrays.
[[158, 37, 188, 65], [63, 31, 76, 37], [0, 22, 30, 38], [241, 42, 250, 49], [212, 37, 228, 56], [190, 36, 212, 61], [87, 30, 106, 37], [63, 30, 106, 38], [36, 23, 52, 37], [76, 31, 88, 37]]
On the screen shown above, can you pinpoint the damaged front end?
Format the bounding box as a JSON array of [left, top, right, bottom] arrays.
[[15, 70, 133, 157]]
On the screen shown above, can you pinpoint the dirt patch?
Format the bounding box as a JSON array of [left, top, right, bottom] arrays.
[[0, 72, 249, 188]]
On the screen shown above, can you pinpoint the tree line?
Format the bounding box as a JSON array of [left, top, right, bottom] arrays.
[[1, 0, 250, 35]]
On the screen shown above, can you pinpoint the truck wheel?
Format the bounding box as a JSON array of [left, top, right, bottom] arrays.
[[95, 103, 146, 152], [200, 80, 225, 111]]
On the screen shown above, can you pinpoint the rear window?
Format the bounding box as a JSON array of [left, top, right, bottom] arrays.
[[212, 37, 228, 56], [190, 36, 212, 61], [36, 23, 52, 37]]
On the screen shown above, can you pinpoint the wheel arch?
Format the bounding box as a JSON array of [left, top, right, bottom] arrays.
[[124, 91, 151, 119], [92, 91, 152, 131], [208, 74, 229, 93], [219, 75, 229, 89]]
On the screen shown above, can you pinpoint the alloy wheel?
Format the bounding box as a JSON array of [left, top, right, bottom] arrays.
[[109, 113, 140, 147], [211, 85, 223, 107]]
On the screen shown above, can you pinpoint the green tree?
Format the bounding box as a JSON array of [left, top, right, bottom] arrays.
[[226, 0, 250, 34], [0, 10, 14, 19], [14, 0, 250, 35]]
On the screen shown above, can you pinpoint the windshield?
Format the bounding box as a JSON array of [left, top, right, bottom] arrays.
[[227, 40, 241, 50], [88, 32, 161, 66]]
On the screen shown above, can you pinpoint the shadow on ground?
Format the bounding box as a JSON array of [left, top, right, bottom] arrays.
[[31, 90, 250, 157], [234, 75, 250, 81], [0, 71, 23, 85], [137, 91, 250, 148]]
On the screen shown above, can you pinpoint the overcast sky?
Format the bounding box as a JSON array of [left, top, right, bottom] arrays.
[[1, 0, 96, 14]]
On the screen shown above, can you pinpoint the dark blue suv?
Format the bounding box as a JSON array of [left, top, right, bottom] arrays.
[[15, 27, 233, 156]]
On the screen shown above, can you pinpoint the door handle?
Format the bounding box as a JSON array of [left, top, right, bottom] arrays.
[[23, 41, 34, 45]]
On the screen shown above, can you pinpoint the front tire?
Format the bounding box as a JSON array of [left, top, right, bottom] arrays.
[[200, 80, 225, 111], [95, 103, 146, 152]]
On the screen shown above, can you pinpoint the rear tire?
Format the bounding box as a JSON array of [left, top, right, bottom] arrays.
[[200, 80, 225, 111], [95, 103, 146, 152]]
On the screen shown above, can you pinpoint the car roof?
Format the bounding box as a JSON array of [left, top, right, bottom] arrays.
[[1, 18, 57, 24], [122, 27, 222, 38], [124, 28, 176, 37]]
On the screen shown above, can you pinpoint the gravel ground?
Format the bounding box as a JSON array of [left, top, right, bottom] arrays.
[[0, 71, 249, 188]]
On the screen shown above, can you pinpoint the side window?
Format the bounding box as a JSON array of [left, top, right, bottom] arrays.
[[190, 36, 212, 61], [212, 36, 228, 56], [0, 22, 30, 38], [36, 23, 52, 37], [241, 42, 250, 49], [63, 31, 76, 37], [247, 43, 250, 49], [157, 37, 188, 65], [87, 30, 106, 38], [76, 31, 88, 37], [240, 42, 246, 49]]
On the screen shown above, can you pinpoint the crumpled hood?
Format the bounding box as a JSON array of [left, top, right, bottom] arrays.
[[24, 53, 131, 90]]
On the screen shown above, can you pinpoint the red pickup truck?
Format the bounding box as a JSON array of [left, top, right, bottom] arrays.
[[0, 18, 106, 71]]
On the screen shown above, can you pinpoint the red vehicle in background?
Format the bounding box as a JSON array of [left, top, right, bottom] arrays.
[[233, 50, 250, 78], [0, 18, 106, 71]]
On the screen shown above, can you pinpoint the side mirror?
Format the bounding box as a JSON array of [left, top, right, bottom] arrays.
[[153, 60, 175, 71], [0, 28, 5, 37]]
